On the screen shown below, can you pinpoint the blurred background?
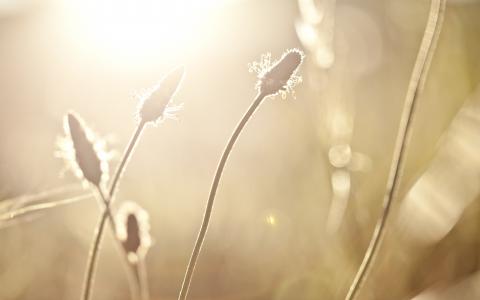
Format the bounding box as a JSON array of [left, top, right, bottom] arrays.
[[0, 0, 479, 299]]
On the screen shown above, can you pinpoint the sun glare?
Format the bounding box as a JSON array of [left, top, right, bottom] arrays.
[[67, 0, 225, 63]]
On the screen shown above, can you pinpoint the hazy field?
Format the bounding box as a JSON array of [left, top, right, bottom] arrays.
[[0, 0, 479, 299]]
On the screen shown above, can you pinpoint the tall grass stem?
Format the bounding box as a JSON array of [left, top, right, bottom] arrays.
[[138, 260, 150, 300], [81, 187, 111, 300], [178, 92, 266, 300], [345, 0, 446, 299], [82, 123, 146, 300], [109, 123, 146, 198]]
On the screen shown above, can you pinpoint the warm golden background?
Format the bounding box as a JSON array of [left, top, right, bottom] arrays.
[[0, 0, 479, 299]]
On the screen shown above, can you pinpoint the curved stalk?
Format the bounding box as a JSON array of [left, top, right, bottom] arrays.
[[108, 123, 146, 198], [82, 123, 146, 300], [81, 187, 112, 300], [178, 92, 266, 300], [345, 1, 446, 299]]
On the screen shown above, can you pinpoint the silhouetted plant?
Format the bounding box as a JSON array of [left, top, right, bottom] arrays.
[[116, 201, 152, 300], [80, 66, 185, 300], [0, 49, 307, 300], [178, 48, 304, 300]]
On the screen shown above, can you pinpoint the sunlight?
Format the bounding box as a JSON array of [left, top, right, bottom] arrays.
[[67, 0, 226, 62]]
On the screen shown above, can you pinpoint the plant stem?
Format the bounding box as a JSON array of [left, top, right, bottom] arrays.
[[0, 193, 92, 223], [138, 259, 150, 300], [0, 184, 82, 210], [109, 123, 146, 198], [81, 187, 111, 300], [345, 1, 446, 299], [178, 92, 266, 300], [123, 260, 142, 300], [82, 123, 146, 300]]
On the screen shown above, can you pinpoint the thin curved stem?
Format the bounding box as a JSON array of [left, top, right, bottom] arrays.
[[345, 1, 446, 299], [138, 259, 150, 300], [82, 123, 146, 300], [96, 205, 142, 300], [178, 92, 266, 300], [0, 193, 92, 223], [81, 187, 111, 300], [0, 184, 82, 210], [123, 248, 142, 300], [109, 123, 146, 198]]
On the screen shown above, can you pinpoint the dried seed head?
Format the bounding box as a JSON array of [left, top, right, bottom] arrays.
[[57, 112, 109, 187], [249, 48, 304, 98], [116, 202, 152, 264], [137, 66, 185, 125]]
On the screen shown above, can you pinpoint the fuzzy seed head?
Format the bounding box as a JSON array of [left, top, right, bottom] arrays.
[[137, 66, 185, 125], [116, 202, 152, 264], [249, 48, 304, 98], [57, 112, 109, 187]]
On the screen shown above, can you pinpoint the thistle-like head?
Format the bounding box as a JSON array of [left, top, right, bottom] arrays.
[[58, 112, 108, 187], [116, 202, 152, 264], [249, 48, 305, 98], [137, 66, 185, 125]]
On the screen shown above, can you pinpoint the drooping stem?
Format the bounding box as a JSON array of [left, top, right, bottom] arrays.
[[178, 92, 266, 300], [82, 123, 146, 300], [345, 1, 446, 299]]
